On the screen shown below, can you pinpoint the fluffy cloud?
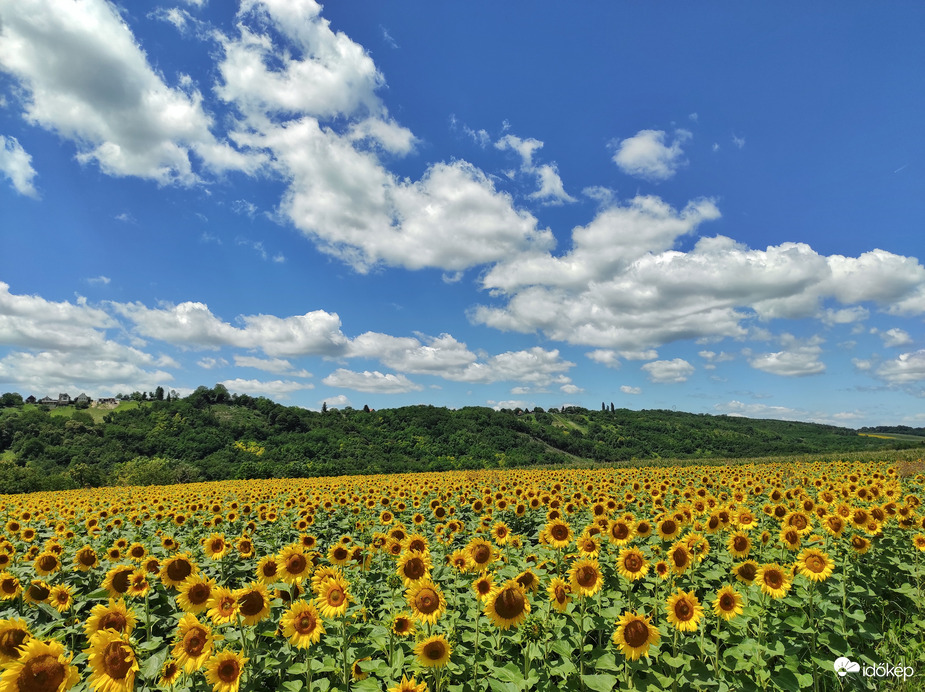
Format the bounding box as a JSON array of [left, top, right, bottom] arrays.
[[219, 378, 313, 398], [641, 358, 694, 383], [322, 368, 421, 393], [620, 385, 641, 395], [495, 134, 575, 205], [0, 0, 259, 184], [112, 301, 349, 356], [612, 129, 691, 182], [0, 135, 38, 197], [234, 355, 312, 377], [748, 335, 825, 377], [880, 328, 913, 348], [876, 350, 925, 386]]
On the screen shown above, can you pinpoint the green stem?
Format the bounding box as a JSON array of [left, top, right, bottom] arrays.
[[306, 648, 313, 692], [808, 581, 817, 692], [578, 596, 587, 686], [714, 617, 721, 675], [471, 610, 481, 692], [342, 618, 349, 689]]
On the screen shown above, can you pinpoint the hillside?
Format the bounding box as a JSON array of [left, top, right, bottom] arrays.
[[0, 385, 921, 493]]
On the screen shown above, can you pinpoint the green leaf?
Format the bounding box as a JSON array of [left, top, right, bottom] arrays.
[[773, 668, 801, 692], [281, 681, 303, 692], [140, 646, 168, 680], [494, 662, 525, 685], [581, 673, 620, 692], [286, 662, 306, 675]]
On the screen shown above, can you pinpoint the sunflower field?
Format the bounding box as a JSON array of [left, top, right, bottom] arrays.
[[0, 460, 923, 692]]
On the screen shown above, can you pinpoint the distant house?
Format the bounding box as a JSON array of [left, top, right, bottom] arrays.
[[97, 397, 118, 406], [25, 395, 36, 404], [38, 396, 57, 406], [58, 393, 71, 405], [74, 393, 90, 405]]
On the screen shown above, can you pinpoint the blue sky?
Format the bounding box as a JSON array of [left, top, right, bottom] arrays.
[[1, 0, 924, 426]]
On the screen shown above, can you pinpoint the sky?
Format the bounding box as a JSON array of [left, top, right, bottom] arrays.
[[0, 0, 924, 426]]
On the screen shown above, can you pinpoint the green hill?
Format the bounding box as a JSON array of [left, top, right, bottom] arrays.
[[0, 385, 921, 493]]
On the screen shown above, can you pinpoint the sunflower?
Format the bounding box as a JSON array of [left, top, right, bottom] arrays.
[[414, 634, 451, 668], [234, 582, 271, 626], [727, 531, 751, 558], [732, 560, 758, 585], [48, 585, 73, 613], [607, 518, 635, 546], [850, 535, 871, 555], [127, 543, 147, 562], [755, 563, 792, 599], [472, 574, 495, 602], [316, 575, 351, 619], [207, 587, 239, 625], [277, 545, 312, 584], [173, 613, 215, 673], [159, 659, 181, 688], [484, 579, 531, 630], [204, 650, 247, 692], [795, 548, 835, 582], [515, 569, 540, 594], [33, 552, 61, 577], [396, 550, 432, 587], [391, 612, 415, 637], [255, 555, 280, 584], [280, 600, 325, 648], [235, 537, 254, 559], [23, 579, 51, 605], [617, 547, 648, 582], [327, 543, 352, 567], [177, 575, 216, 615], [203, 533, 229, 561], [406, 580, 446, 624], [466, 538, 497, 571], [569, 558, 604, 598], [779, 529, 801, 551], [126, 569, 150, 599], [914, 534, 925, 552], [388, 674, 428, 692], [84, 599, 137, 640], [545, 519, 573, 549], [656, 517, 682, 541], [0, 618, 31, 664], [85, 629, 138, 692], [712, 586, 744, 621], [612, 611, 660, 660], [447, 549, 472, 573], [576, 534, 601, 557], [654, 560, 670, 580], [666, 589, 704, 632], [0, 638, 79, 692], [547, 576, 571, 613], [161, 554, 198, 590], [352, 657, 371, 681]]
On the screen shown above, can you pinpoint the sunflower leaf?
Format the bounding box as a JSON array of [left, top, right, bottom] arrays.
[[581, 673, 620, 692]]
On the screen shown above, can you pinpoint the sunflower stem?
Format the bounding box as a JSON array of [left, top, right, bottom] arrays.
[[305, 647, 312, 692], [808, 580, 818, 692], [714, 617, 721, 675], [471, 610, 480, 692], [578, 596, 588, 686]]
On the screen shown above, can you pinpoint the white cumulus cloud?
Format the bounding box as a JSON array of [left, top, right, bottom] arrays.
[[612, 129, 691, 182], [641, 358, 694, 383], [0, 134, 38, 197]]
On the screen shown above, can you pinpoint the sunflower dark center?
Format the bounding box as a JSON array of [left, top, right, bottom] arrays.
[[183, 627, 206, 656], [28, 584, 50, 601], [18, 653, 65, 692], [414, 588, 438, 613], [286, 554, 307, 575], [733, 536, 748, 552], [576, 565, 597, 587], [38, 555, 57, 572], [738, 564, 756, 581], [624, 553, 643, 572], [763, 570, 783, 589], [78, 550, 96, 566], [217, 658, 240, 682], [672, 550, 688, 568], [472, 545, 490, 564], [102, 641, 133, 680], [188, 584, 211, 605], [494, 587, 526, 620], [238, 591, 265, 617], [98, 612, 128, 632], [296, 612, 317, 634], [623, 619, 649, 648], [674, 599, 693, 620], [551, 524, 569, 541], [612, 523, 630, 540], [404, 558, 425, 580], [720, 594, 735, 610], [166, 559, 192, 582], [0, 628, 28, 657], [423, 641, 446, 661], [112, 570, 132, 594]]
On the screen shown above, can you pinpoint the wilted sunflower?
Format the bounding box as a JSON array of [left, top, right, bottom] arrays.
[[0, 638, 79, 692], [204, 650, 247, 692], [207, 587, 239, 625], [0, 618, 31, 664], [568, 558, 603, 598], [173, 613, 215, 673], [712, 586, 744, 621], [280, 600, 325, 648], [177, 575, 216, 615], [666, 589, 704, 632], [796, 548, 834, 582], [414, 634, 451, 668], [406, 580, 446, 624], [85, 599, 137, 640], [755, 563, 792, 599], [85, 629, 138, 692], [613, 611, 660, 660], [235, 582, 272, 626], [617, 547, 649, 582], [316, 575, 351, 619], [388, 674, 427, 692], [484, 579, 531, 630]]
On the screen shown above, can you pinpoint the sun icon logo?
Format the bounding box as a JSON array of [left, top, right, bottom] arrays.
[[833, 657, 861, 677]]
